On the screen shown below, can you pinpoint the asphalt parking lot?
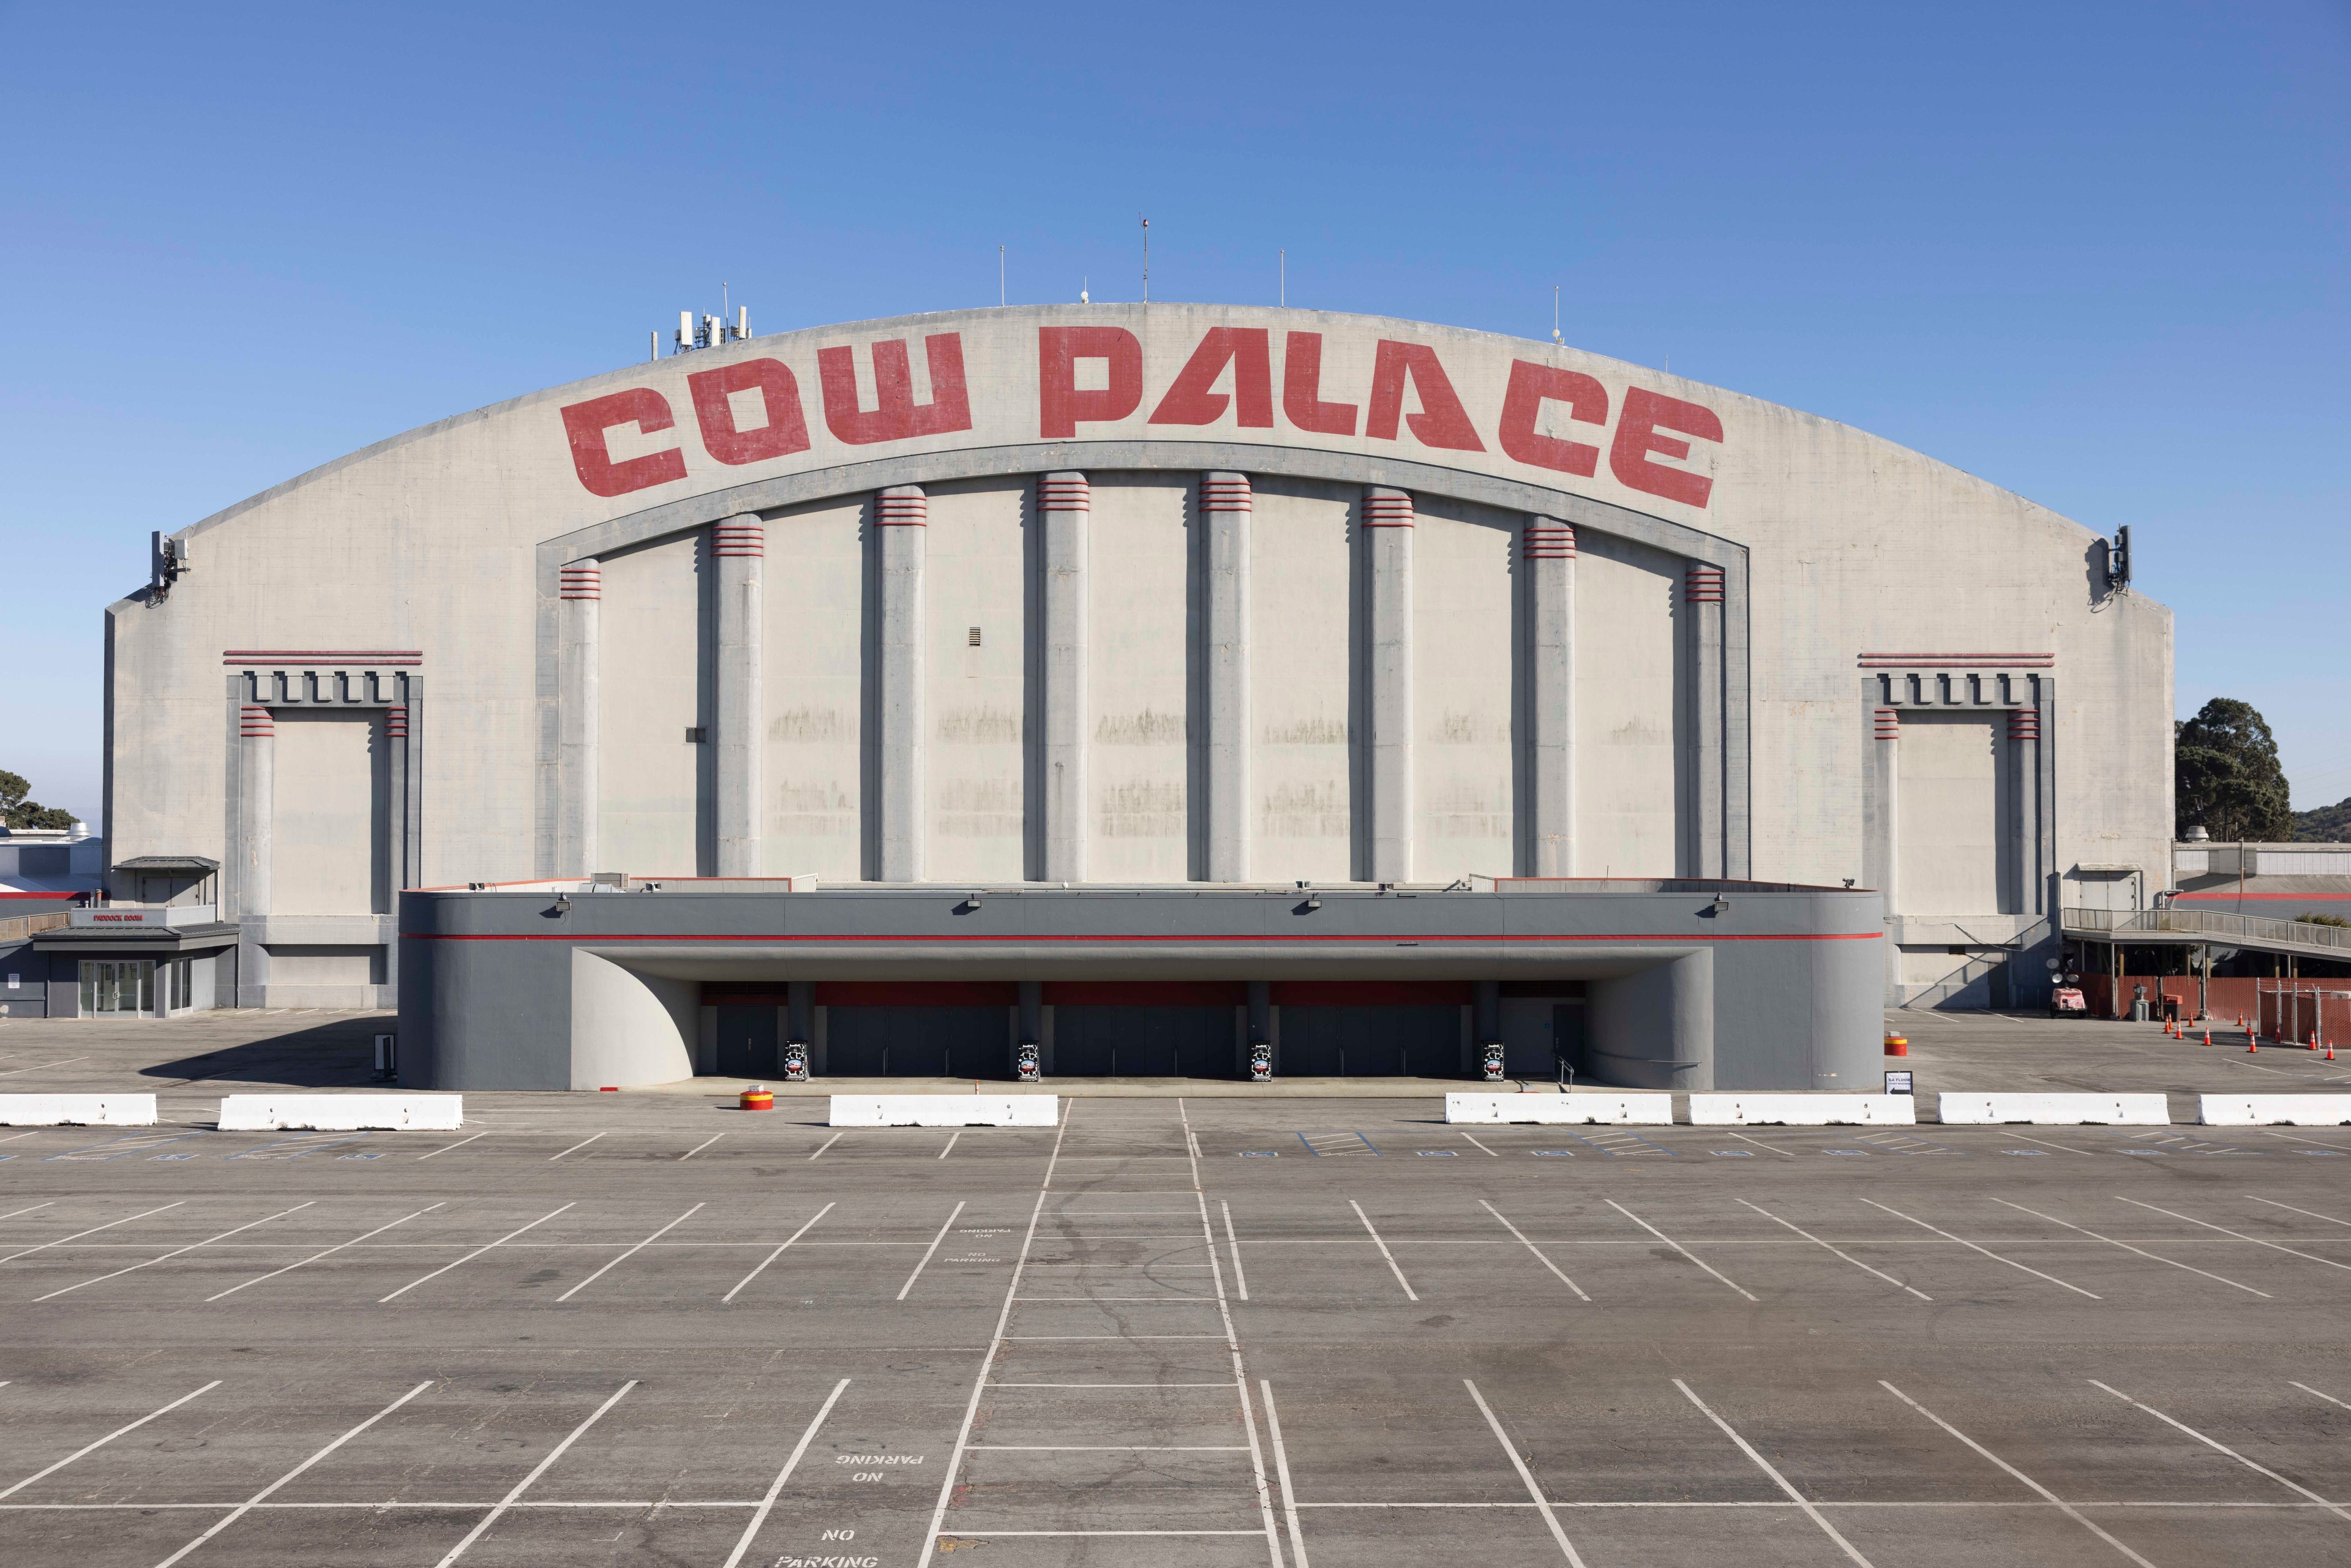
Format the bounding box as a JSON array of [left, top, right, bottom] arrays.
[[5, 1010, 2351, 1566]]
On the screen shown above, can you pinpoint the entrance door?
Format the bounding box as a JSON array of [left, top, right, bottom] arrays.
[[78, 961, 154, 1016], [1278, 1005, 1460, 1076], [714, 1005, 779, 1078], [1052, 1007, 1235, 1078], [825, 1007, 1008, 1077]]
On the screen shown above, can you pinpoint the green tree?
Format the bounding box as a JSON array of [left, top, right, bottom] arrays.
[[0, 769, 77, 831], [2175, 698, 2293, 842]]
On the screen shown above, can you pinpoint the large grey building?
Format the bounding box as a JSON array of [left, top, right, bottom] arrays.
[[69, 304, 2170, 1085]]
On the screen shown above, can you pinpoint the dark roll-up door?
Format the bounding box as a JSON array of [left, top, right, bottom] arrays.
[[715, 1005, 779, 1078], [1052, 1007, 1234, 1078], [824, 1007, 1007, 1077], [1278, 1005, 1461, 1076]]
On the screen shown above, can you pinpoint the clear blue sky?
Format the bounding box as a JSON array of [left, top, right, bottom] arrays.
[[2, 1, 2345, 827]]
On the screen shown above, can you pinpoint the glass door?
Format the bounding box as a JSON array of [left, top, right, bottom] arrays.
[[78, 961, 156, 1016]]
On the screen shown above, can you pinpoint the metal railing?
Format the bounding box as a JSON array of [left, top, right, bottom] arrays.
[[2062, 905, 2351, 957], [0, 911, 70, 943]]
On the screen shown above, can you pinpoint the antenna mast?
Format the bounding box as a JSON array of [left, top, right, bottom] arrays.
[[1141, 216, 1150, 302]]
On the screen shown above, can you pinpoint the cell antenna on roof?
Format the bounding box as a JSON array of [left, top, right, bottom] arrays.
[[999, 246, 1005, 307], [1141, 215, 1150, 302], [1552, 285, 1562, 345], [1280, 249, 1286, 308], [1080, 276, 1089, 305]]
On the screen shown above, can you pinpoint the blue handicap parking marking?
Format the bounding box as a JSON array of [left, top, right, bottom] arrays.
[[229, 1133, 369, 1161], [1415, 1149, 1458, 1157], [1531, 1150, 1575, 1157], [1711, 1150, 1755, 1157], [338, 1152, 386, 1160], [2003, 1149, 2048, 1157], [1238, 1150, 1280, 1157], [150, 1153, 197, 1161], [51, 1130, 208, 1161], [1823, 1149, 1868, 1157], [2297, 1149, 2345, 1157]]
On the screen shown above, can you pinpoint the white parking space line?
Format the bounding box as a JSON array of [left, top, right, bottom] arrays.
[[679, 1134, 724, 1161], [2114, 1196, 2351, 1273], [0, 1133, 40, 1145], [1480, 1200, 1589, 1300], [723, 1202, 834, 1304], [807, 1132, 842, 1160], [0, 1057, 88, 1077], [897, 1201, 969, 1300], [415, 1131, 489, 1160], [1738, 1199, 1929, 1301], [0, 1202, 184, 1267], [209, 1205, 446, 1301], [1460, 1132, 1499, 1156], [1464, 1379, 1588, 1566], [429, 1381, 637, 1567], [1998, 1132, 2098, 1155], [2292, 1382, 2351, 1411], [547, 1132, 603, 1161], [1673, 1380, 1873, 1567], [1878, 1380, 2154, 1567], [2091, 1379, 2351, 1521], [0, 1201, 51, 1221], [1606, 1200, 1756, 1301], [2257, 1130, 2351, 1152], [1990, 1199, 2270, 1297], [938, 1131, 961, 1160], [1221, 1201, 1249, 1300], [1179, 1097, 1284, 1568], [918, 1102, 1072, 1566], [557, 1203, 705, 1302], [154, 1380, 433, 1568], [37, 1202, 315, 1301], [2248, 1195, 2351, 1226], [1261, 1379, 1310, 1568], [380, 1204, 574, 1302], [719, 1377, 849, 1568], [0, 1382, 221, 1499], [1858, 1198, 2100, 1299], [1349, 1201, 1419, 1300], [1722, 1131, 1797, 1158]]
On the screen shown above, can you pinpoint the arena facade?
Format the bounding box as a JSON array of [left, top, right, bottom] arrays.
[[70, 304, 2170, 1088]]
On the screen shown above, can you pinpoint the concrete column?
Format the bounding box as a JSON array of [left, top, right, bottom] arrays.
[[386, 703, 410, 896], [1473, 979, 1501, 1042], [712, 517, 764, 877], [1868, 703, 1902, 999], [1019, 980, 1043, 1045], [237, 703, 274, 1006], [1685, 564, 1725, 878], [1202, 474, 1253, 882], [877, 486, 928, 881], [1525, 518, 1576, 876], [2009, 706, 2041, 916], [1364, 487, 1414, 882], [1246, 980, 1271, 1044], [787, 979, 814, 1046], [1039, 473, 1089, 882], [557, 561, 600, 877]]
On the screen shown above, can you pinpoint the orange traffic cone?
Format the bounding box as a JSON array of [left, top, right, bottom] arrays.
[[2248, 1035, 2259, 1053], [2202, 1027, 2212, 1046], [2328, 1041, 2337, 1062]]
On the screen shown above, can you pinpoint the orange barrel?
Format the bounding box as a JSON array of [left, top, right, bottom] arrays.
[[1884, 1035, 1909, 1057], [739, 1086, 774, 1111]]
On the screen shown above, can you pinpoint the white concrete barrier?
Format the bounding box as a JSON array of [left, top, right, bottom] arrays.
[[0, 1093, 157, 1127], [2199, 1095, 2351, 1127], [217, 1095, 463, 1131], [1689, 1093, 1915, 1126], [830, 1095, 1059, 1128], [1937, 1092, 2170, 1126], [1445, 1092, 1671, 1125]]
